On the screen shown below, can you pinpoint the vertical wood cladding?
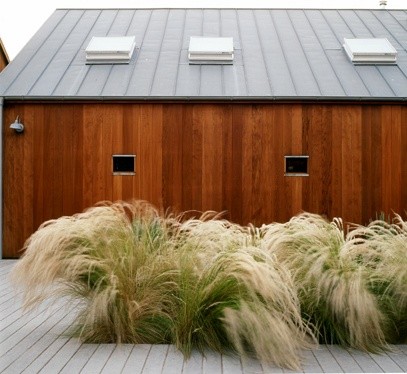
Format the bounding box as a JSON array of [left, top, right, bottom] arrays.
[[3, 103, 407, 257]]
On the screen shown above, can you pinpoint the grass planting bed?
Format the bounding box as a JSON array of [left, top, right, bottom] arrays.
[[12, 200, 407, 370]]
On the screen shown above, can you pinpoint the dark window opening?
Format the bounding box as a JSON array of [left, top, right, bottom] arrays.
[[113, 155, 135, 175], [285, 156, 309, 176]]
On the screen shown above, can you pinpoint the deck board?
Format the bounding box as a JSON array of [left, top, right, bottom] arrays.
[[36, 338, 82, 373], [81, 344, 117, 373], [101, 344, 134, 373], [161, 345, 185, 374], [202, 349, 223, 374], [121, 345, 151, 374], [1, 260, 406, 373], [313, 347, 343, 373], [368, 351, 405, 373], [347, 348, 384, 372], [142, 344, 169, 373]]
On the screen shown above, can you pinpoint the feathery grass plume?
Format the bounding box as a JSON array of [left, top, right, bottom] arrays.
[[12, 200, 179, 343], [172, 215, 314, 370], [219, 246, 314, 370], [174, 217, 255, 272], [346, 214, 407, 343], [261, 213, 388, 351]]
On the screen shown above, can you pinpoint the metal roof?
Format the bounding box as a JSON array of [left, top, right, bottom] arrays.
[[1, 8, 407, 101]]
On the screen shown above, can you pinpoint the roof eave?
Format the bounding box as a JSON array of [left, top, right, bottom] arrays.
[[2, 95, 406, 104]]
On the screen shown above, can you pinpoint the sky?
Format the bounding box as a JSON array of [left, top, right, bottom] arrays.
[[1, 0, 406, 60]]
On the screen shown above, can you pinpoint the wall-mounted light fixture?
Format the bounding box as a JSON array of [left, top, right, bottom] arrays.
[[10, 116, 24, 133]]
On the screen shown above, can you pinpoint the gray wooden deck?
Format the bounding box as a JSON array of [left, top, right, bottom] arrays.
[[1, 260, 406, 373]]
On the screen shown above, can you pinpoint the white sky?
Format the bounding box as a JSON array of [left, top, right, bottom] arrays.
[[1, 0, 405, 60]]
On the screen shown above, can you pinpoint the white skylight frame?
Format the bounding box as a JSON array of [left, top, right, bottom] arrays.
[[188, 37, 234, 64], [86, 36, 137, 64], [343, 38, 397, 65]]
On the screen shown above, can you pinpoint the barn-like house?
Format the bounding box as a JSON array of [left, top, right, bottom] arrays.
[[1, 8, 406, 258]]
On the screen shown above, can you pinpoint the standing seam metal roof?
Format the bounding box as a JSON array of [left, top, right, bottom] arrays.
[[0, 8, 406, 100]]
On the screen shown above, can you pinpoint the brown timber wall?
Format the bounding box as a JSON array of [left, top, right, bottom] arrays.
[[3, 102, 407, 258]]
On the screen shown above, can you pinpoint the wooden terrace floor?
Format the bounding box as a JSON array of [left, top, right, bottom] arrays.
[[1, 260, 406, 373]]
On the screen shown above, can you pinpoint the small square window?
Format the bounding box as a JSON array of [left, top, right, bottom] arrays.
[[285, 156, 309, 176], [112, 155, 135, 175]]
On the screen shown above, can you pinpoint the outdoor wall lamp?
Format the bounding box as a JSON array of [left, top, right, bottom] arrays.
[[10, 116, 24, 133]]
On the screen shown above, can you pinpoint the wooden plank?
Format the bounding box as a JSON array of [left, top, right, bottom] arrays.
[[181, 105, 194, 212], [162, 105, 184, 212], [0, 290, 16, 307], [250, 104, 266, 224], [342, 105, 363, 224], [0, 302, 56, 349], [330, 105, 343, 220], [202, 349, 222, 374], [3, 105, 25, 257], [0, 299, 26, 324], [325, 345, 362, 373], [241, 106, 253, 225], [385, 349, 407, 371], [313, 346, 343, 373], [222, 352, 243, 374], [201, 105, 224, 212], [0, 303, 67, 371], [121, 344, 151, 374], [368, 351, 404, 373], [259, 105, 274, 223], [59, 344, 99, 373], [301, 348, 324, 373], [401, 106, 407, 216], [347, 348, 383, 372], [81, 344, 116, 373], [389, 106, 402, 213], [191, 105, 204, 212], [161, 344, 185, 374], [182, 349, 203, 373], [361, 105, 382, 224], [381, 106, 393, 216], [221, 105, 233, 219], [141, 344, 169, 374], [230, 105, 244, 223], [27, 338, 82, 374], [5, 335, 70, 373], [101, 344, 134, 373], [82, 105, 98, 207]]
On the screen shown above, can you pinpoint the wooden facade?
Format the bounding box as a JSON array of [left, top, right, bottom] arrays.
[[3, 102, 407, 258]]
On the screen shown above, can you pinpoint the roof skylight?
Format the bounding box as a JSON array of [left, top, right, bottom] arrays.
[[188, 37, 234, 64], [343, 38, 397, 65], [85, 36, 136, 64]]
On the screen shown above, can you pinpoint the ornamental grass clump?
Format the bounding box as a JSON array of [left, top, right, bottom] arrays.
[[12, 201, 314, 369], [347, 214, 407, 343], [172, 218, 314, 369], [12, 200, 179, 344], [260, 213, 388, 352]]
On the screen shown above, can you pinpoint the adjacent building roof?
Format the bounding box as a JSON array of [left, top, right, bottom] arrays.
[[0, 38, 10, 71], [0, 8, 406, 101]]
